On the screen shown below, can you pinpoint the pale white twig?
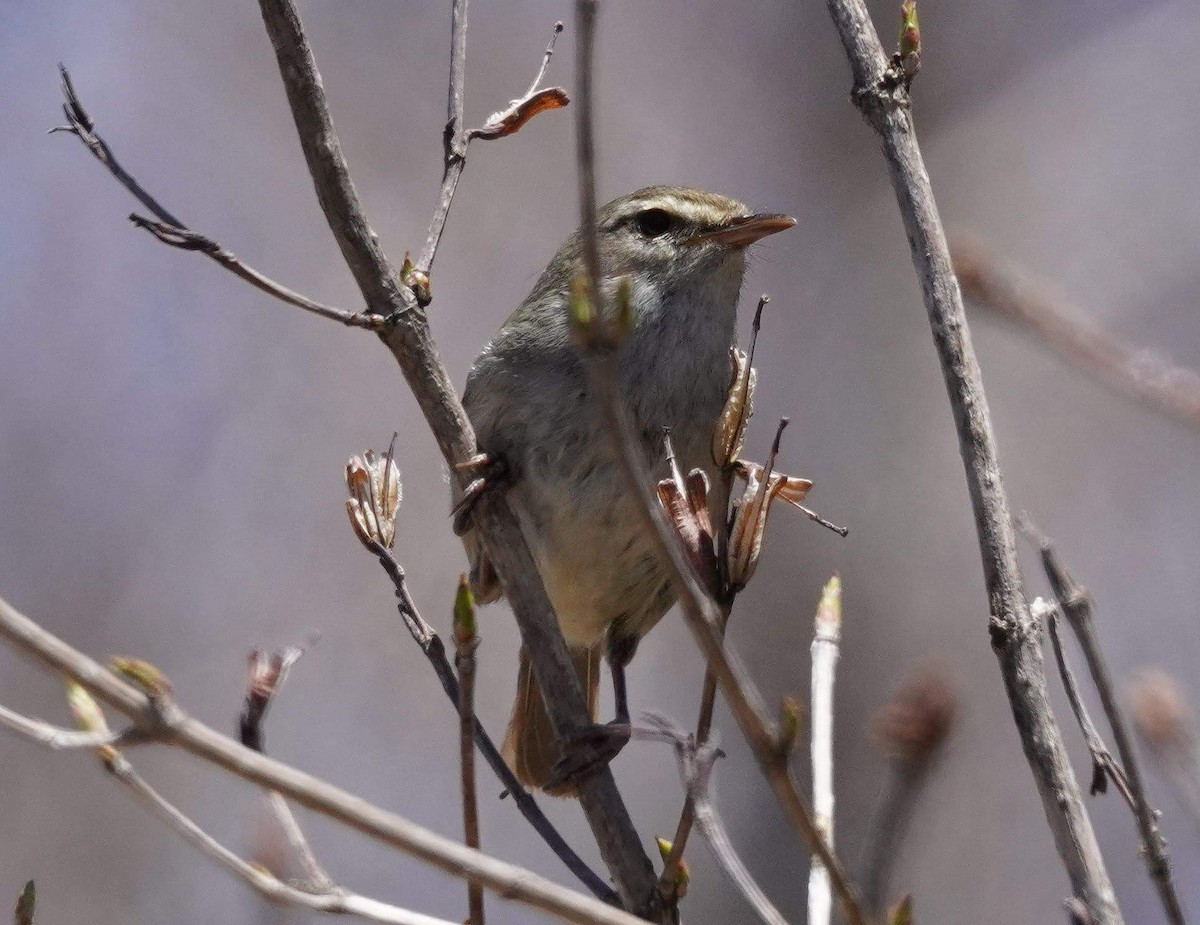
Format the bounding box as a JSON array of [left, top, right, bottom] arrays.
[[0, 703, 141, 750], [809, 577, 842, 925]]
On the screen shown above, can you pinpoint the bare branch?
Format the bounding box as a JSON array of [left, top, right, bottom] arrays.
[[1031, 598, 1135, 808], [809, 577, 842, 925], [367, 541, 617, 903], [52, 66, 380, 330], [253, 0, 658, 910], [571, 3, 865, 922], [1029, 531, 1187, 925], [641, 716, 790, 925], [0, 594, 652, 925], [454, 578, 485, 925], [952, 232, 1200, 431], [822, 2, 1120, 920], [0, 703, 142, 751]]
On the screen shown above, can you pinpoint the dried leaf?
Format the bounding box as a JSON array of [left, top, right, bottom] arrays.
[[470, 87, 570, 140], [711, 347, 756, 468], [656, 469, 719, 594]]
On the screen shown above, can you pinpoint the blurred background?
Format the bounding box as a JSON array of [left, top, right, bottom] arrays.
[[2, 1, 1199, 922]]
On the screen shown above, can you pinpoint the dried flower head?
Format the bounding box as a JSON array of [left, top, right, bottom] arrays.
[[873, 665, 957, 768], [657, 434, 719, 595], [727, 422, 813, 591], [1129, 669, 1195, 759], [345, 436, 402, 550]]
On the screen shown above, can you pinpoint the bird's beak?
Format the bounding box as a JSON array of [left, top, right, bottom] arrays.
[[689, 213, 796, 248]]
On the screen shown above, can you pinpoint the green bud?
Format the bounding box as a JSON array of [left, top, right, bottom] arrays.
[[453, 574, 477, 647], [778, 695, 802, 755], [899, 1, 921, 81], [109, 656, 173, 699], [655, 837, 690, 898], [568, 274, 596, 343]]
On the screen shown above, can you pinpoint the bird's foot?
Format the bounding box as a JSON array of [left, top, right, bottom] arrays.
[[451, 453, 510, 536], [545, 719, 632, 791]]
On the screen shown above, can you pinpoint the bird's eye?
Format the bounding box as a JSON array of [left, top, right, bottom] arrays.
[[632, 208, 675, 238]]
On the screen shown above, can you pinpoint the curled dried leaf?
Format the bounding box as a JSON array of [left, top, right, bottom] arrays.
[[712, 347, 756, 469], [727, 458, 814, 591], [656, 465, 719, 595], [470, 87, 570, 140]]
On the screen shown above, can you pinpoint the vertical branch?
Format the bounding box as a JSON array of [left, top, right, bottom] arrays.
[[822, 2, 1119, 920], [454, 577, 485, 925], [809, 577, 842, 925], [255, 1, 659, 911], [1034, 538, 1187, 925]]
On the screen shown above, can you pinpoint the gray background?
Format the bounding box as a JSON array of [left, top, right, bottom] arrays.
[[2, 1, 1198, 922]]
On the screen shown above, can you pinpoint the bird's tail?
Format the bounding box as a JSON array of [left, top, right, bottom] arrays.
[[502, 644, 601, 797]]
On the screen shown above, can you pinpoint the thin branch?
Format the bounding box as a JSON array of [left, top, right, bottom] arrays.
[[571, 4, 865, 923], [52, 66, 381, 330], [419, 17, 568, 273], [952, 232, 1200, 431], [253, 0, 658, 912], [454, 579, 485, 925], [0, 594, 652, 925], [1029, 531, 1187, 925], [0, 703, 142, 751], [822, 2, 1120, 920], [641, 717, 789, 925], [368, 543, 617, 904], [859, 665, 956, 914], [809, 578, 842, 925], [105, 750, 458, 925], [1030, 598, 1135, 808], [240, 644, 336, 893]]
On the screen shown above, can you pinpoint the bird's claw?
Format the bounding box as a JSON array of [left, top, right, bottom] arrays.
[[545, 720, 632, 791], [451, 453, 510, 535]]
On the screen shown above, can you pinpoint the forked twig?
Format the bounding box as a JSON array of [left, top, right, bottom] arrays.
[[822, 1, 1119, 920], [52, 65, 382, 330]]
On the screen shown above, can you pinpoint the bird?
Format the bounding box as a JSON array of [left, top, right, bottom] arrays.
[[457, 185, 794, 794]]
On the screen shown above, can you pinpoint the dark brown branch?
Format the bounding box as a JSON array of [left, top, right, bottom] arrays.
[[823, 3, 1120, 921], [952, 232, 1200, 431], [1031, 532, 1187, 925], [368, 544, 617, 904], [571, 3, 864, 922], [254, 0, 657, 913], [52, 65, 381, 330], [1033, 598, 1135, 808]]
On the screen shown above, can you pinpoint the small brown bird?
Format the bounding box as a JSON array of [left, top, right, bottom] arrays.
[[458, 185, 794, 793]]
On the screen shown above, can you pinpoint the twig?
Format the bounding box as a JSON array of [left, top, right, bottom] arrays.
[[239, 644, 336, 893], [641, 716, 790, 925], [1030, 598, 1135, 808], [1028, 530, 1187, 925], [822, 2, 1120, 920], [254, 0, 658, 912], [454, 578, 485, 925], [420, 15, 567, 274], [571, 4, 865, 923], [859, 665, 956, 914], [105, 750, 459, 925], [1129, 671, 1200, 843], [368, 544, 617, 904], [0, 703, 142, 751], [0, 594, 651, 925], [809, 577, 842, 925], [952, 232, 1200, 432], [51, 66, 381, 330]]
